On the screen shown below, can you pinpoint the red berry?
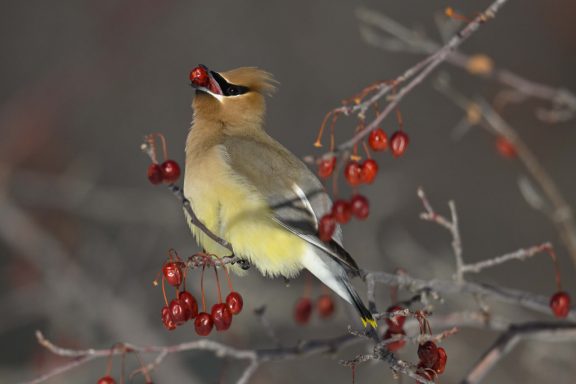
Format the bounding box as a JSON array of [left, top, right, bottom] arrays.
[[383, 329, 406, 352], [418, 341, 439, 368], [194, 312, 214, 336], [189, 66, 210, 87], [368, 128, 388, 151], [169, 299, 188, 325], [318, 157, 336, 179], [162, 262, 184, 287], [496, 136, 517, 158], [317, 294, 335, 318], [161, 160, 181, 184], [433, 347, 447, 375], [350, 194, 369, 220], [147, 164, 163, 185], [384, 305, 406, 332], [97, 376, 117, 384], [318, 214, 336, 241], [226, 291, 244, 315], [211, 303, 233, 331], [179, 291, 198, 319], [161, 306, 176, 331], [414, 367, 437, 383], [331, 200, 351, 224], [550, 291, 571, 318], [360, 159, 378, 184], [344, 161, 363, 186], [390, 131, 409, 158], [294, 297, 313, 325]]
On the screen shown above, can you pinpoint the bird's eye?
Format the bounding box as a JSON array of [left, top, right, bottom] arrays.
[[227, 86, 239, 96], [224, 84, 249, 96]]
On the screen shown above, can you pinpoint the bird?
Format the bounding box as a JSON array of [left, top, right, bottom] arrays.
[[183, 64, 376, 330]]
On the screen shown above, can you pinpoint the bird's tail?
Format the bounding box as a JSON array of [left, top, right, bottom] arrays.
[[340, 277, 377, 329]]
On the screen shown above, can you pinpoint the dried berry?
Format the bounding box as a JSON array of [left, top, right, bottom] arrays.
[[294, 297, 313, 325], [169, 299, 188, 325], [344, 161, 363, 186], [319, 214, 336, 241], [161, 306, 176, 331], [350, 194, 369, 220], [317, 294, 335, 318], [178, 291, 198, 320], [368, 128, 388, 151], [147, 164, 163, 185], [226, 291, 244, 315], [390, 131, 409, 158], [161, 160, 181, 184], [211, 303, 233, 331], [331, 200, 352, 224], [194, 312, 214, 336], [162, 262, 184, 287], [318, 157, 336, 179], [550, 291, 571, 318], [189, 66, 210, 87], [418, 341, 439, 368], [433, 347, 447, 375], [360, 159, 378, 184]]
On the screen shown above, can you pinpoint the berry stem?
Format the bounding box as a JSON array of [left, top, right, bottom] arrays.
[[395, 107, 404, 131], [314, 110, 334, 148], [200, 265, 207, 312], [545, 245, 563, 291], [213, 263, 223, 304], [329, 113, 338, 152], [362, 141, 372, 159], [154, 132, 168, 161], [214, 255, 234, 292], [146, 134, 158, 164], [161, 276, 169, 307]]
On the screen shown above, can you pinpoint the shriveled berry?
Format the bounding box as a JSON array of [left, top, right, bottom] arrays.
[[350, 194, 369, 220], [414, 367, 437, 383], [226, 291, 244, 315], [294, 297, 313, 325], [97, 376, 117, 384], [368, 128, 388, 151], [385, 305, 406, 332], [147, 164, 163, 185], [390, 131, 409, 158], [496, 136, 517, 158], [169, 299, 188, 325], [433, 347, 447, 375], [331, 200, 352, 224], [211, 303, 233, 331], [383, 329, 406, 352], [418, 341, 439, 368], [194, 312, 214, 336], [318, 157, 336, 179], [317, 294, 335, 318], [161, 306, 176, 331], [344, 161, 362, 186], [161, 160, 181, 184], [179, 291, 198, 319], [189, 66, 210, 87], [360, 159, 378, 184], [318, 214, 336, 241], [162, 262, 184, 287], [550, 291, 571, 318]]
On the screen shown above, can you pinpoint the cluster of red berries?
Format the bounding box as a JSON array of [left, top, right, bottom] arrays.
[[318, 195, 369, 241], [145, 133, 181, 185], [158, 252, 244, 337], [382, 305, 408, 352], [369, 128, 410, 158], [293, 294, 336, 325], [550, 291, 571, 318]]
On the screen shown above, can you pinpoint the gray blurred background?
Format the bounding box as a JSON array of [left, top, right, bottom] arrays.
[[1, 1, 575, 383]]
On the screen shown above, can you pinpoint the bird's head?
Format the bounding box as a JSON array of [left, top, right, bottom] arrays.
[[189, 65, 276, 127]]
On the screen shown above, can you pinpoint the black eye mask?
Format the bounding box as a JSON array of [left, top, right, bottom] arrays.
[[210, 71, 250, 96]]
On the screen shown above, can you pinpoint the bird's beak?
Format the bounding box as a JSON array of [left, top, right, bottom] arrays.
[[190, 64, 223, 97]]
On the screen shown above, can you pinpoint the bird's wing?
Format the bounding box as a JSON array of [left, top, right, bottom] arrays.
[[222, 135, 359, 273]]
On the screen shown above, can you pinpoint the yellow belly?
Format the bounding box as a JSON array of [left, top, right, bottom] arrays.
[[184, 146, 305, 278]]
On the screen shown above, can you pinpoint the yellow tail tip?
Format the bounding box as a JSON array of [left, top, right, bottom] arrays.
[[361, 317, 378, 329]]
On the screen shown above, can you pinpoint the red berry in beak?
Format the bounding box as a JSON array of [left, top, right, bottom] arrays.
[[161, 306, 176, 331], [294, 297, 313, 325], [98, 376, 117, 384], [433, 347, 447, 374], [161, 160, 181, 184], [162, 262, 184, 287], [318, 157, 336, 179], [318, 214, 336, 241], [194, 312, 214, 336], [317, 294, 335, 318], [390, 131, 409, 158], [344, 161, 363, 186], [211, 303, 233, 331], [189, 66, 210, 88], [383, 329, 406, 352], [179, 291, 198, 319], [550, 291, 571, 318], [147, 164, 163, 185], [418, 341, 439, 368], [169, 299, 188, 325], [350, 194, 369, 220], [331, 200, 352, 224], [368, 128, 388, 151], [384, 305, 406, 332], [360, 159, 379, 184], [226, 291, 244, 315]]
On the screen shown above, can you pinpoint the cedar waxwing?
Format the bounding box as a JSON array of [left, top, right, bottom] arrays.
[[184, 65, 376, 329]]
